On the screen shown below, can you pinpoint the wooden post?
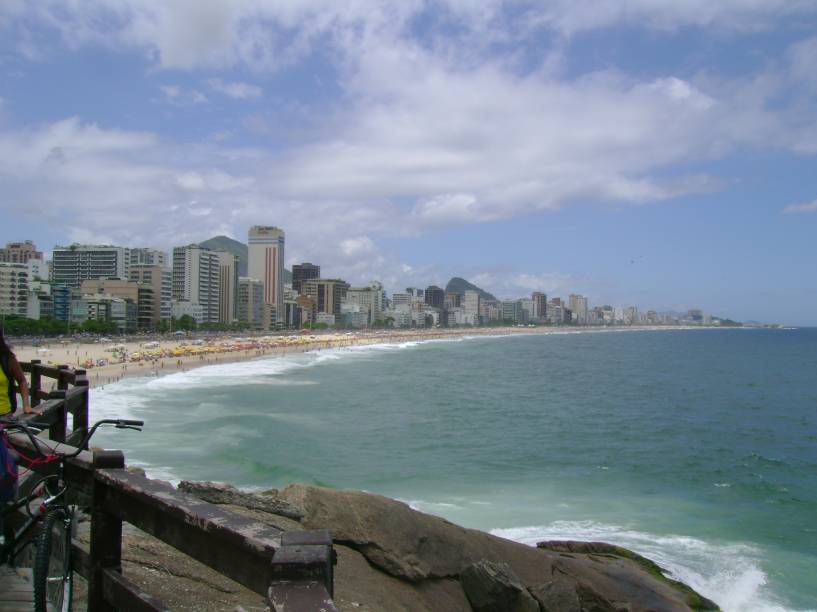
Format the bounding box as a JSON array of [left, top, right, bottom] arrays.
[[57, 365, 69, 392], [73, 377, 90, 446], [29, 359, 42, 408], [47, 390, 67, 443], [88, 450, 125, 612]]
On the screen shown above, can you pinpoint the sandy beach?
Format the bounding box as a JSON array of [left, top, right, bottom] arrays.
[[10, 325, 704, 389], [9, 328, 519, 388]]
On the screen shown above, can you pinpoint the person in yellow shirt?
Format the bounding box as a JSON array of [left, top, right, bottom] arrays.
[[0, 330, 32, 417]]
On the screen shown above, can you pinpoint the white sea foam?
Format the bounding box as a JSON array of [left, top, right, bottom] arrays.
[[491, 521, 802, 612]]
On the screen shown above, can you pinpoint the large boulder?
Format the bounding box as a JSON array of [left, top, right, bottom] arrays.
[[460, 560, 539, 612], [279, 484, 720, 611]]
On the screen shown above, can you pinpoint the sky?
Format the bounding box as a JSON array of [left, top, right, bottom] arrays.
[[1, 1, 816, 324]]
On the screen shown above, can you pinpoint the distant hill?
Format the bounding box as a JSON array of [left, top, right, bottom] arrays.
[[445, 277, 498, 302], [199, 235, 248, 276], [199, 235, 292, 282]]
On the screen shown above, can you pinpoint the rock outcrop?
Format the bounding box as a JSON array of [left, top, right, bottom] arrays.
[[277, 483, 719, 611], [99, 481, 718, 611]]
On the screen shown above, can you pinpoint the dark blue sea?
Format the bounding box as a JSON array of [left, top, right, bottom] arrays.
[[93, 328, 817, 611]]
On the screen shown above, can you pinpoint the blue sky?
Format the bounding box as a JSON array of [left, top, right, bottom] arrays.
[[1, 1, 816, 324]]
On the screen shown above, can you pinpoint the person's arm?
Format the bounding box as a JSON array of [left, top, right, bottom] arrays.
[[8, 353, 35, 414]]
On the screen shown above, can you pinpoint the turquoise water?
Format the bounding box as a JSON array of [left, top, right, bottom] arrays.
[[91, 328, 817, 611]]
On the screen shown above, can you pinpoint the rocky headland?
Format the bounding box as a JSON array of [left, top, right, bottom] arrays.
[[84, 480, 720, 611]]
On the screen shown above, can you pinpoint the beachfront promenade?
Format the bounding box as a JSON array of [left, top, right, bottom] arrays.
[[4, 362, 338, 612]]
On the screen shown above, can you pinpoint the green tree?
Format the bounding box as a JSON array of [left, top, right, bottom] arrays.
[[174, 315, 198, 331]]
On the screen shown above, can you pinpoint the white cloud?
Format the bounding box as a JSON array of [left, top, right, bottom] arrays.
[[521, 0, 817, 35], [2, 2, 817, 295], [6, 1, 817, 72], [159, 85, 207, 105], [207, 78, 262, 99], [339, 236, 376, 257], [783, 199, 817, 214]]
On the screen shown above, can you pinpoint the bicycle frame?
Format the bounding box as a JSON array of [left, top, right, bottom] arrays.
[[1, 449, 64, 566], [1, 418, 142, 567]]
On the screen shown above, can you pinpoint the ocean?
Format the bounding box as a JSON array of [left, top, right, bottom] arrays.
[[90, 328, 817, 611]]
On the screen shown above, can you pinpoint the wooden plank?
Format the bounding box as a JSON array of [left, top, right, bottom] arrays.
[[101, 568, 169, 612], [0, 566, 34, 611], [95, 469, 284, 596]]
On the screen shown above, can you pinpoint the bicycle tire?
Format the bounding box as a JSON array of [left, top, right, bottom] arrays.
[[33, 508, 73, 612]]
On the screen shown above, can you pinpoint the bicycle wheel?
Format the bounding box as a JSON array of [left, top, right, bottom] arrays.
[[33, 508, 73, 612]]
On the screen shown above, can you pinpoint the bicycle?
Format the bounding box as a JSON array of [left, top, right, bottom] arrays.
[[1, 417, 143, 612]]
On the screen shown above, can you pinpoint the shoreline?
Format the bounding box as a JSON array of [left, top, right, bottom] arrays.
[[11, 324, 729, 389]]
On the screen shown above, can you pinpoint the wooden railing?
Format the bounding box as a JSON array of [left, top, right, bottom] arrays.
[[7, 362, 338, 611]]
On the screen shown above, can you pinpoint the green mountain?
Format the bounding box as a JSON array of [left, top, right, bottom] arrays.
[[199, 235, 292, 282], [199, 235, 248, 276], [445, 277, 498, 302]]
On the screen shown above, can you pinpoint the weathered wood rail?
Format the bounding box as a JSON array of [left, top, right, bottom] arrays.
[[7, 361, 338, 611]]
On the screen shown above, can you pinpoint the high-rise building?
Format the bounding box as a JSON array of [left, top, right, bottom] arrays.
[[445, 293, 462, 308], [215, 250, 239, 324], [463, 290, 480, 324], [52, 285, 71, 322], [0, 240, 43, 264], [391, 293, 411, 309], [172, 245, 221, 324], [424, 286, 445, 309], [0, 262, 29, 316], [547, 299, 565, 325], [532, 292, 547, 320], [345, 281, 386, 325], [248, 226, 285, 325], [130, 265, 172, 324], [292, 263, 320, 294], [302, 279, 349, 316], [406, 287, 424, 302], [501, 300, 523, 324], [237, 277, 264, 329], [129, 248, 167, 267], [569, 294, 588, 324], [52, 244, 130, 289]]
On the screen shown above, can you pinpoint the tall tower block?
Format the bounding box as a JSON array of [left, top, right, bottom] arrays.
[[248, 226, 285, 326]]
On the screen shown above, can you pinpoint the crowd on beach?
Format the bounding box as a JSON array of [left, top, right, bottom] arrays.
[[8, 327, 533, 386], [8, 324, 705, 388]]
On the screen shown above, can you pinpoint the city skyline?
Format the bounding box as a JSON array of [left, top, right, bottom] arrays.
[[1, 3, 816, 324], [1, 236, 738, 325]]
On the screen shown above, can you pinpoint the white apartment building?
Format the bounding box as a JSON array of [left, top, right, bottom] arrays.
[[0, 240, 42, 264], [129, 248, 167, 267], [171, 300, 205, 324], [172, 245, 221, 324], [0, 262, 29, 316], [569, 294, 588, 324], [52, 244, 130, 289], [215, 250, 239, 324], [237, 277, 264, 329], [463, 290, 481, 323], [391, 293, 411, 309], [345, 281, 386, 325]]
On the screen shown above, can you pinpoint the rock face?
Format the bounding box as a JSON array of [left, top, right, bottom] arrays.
[[277, 484, 719, 611], [460, 561, 540, 612], [178, 480, 304, 519], [109, 481, 719, 611]]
